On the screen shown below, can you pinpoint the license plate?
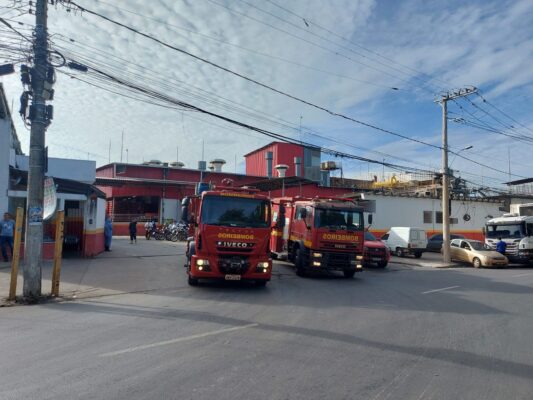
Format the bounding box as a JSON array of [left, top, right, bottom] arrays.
[[372, 257, 382, 262], [225, 274, 241, 281]]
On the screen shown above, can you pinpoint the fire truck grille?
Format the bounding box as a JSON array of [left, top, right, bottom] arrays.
[[323, 252, 353, 269], [321, 241, 358, 251], [218, 256, 250, 274]]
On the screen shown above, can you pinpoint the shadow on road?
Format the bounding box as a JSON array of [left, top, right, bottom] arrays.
[[46, 299, 533, 381]]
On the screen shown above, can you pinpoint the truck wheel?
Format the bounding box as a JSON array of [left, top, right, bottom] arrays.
[[255, 280, 267, 287], [414, 251, 422, 259], [188, 275, 199, 286], [377, 261, 388, 268], [295, 248, 306, 277], [395, 248, 404, 257], [473, 257, 482, 268], [343, 269, 356, 278]]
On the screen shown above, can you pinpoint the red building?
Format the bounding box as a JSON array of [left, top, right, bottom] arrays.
[[244, 142, 322, 181], [96, 162, 270, 235], [95, 143, 361, 235]]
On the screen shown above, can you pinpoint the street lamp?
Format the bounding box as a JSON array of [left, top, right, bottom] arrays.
[[450, 145, 473, 169]]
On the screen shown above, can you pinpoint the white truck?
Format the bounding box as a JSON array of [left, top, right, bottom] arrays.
[[485, 203, 533, 264]]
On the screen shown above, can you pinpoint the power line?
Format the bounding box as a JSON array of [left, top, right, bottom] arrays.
[[84, 0, 401, 91], [236, 0, 441, 93], [56, 0, 444, 151]]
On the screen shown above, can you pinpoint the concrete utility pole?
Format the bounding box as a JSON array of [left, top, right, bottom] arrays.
[[436, 87, 477, 263], [24, 0, 50, 298]]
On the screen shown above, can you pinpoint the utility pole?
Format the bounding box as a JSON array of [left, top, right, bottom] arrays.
[[24, 0, 51, 298], [436, 86, 477, 263]]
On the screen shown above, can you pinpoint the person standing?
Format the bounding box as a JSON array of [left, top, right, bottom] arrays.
[[0, 212, 15, 262], [496, 237, 507, 255], [129, 219, 137, 244], [104, 215, 113, 251]]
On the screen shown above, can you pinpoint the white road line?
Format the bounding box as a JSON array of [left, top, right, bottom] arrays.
[[511, 273, 533, 278], [100, 323, 259, 357], [421, 286, 460, 295]]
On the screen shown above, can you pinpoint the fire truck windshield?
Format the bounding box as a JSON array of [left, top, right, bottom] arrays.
[[314, 208, 363, 231], [200, 196, 270, 228], [486, 223, 525, 239]]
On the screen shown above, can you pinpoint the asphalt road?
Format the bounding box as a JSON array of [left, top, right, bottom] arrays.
[[1, 240, 532, 400]]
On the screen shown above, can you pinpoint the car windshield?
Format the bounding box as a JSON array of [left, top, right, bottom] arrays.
[[469, 241, 491, 251], [486, 223, 525, 239], [200, 195, 270, 228], [364, 231, 377, 241], [314, 208, 363, 231]]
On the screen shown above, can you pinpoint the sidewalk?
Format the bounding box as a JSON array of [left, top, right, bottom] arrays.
[[0, 237, 186, 306], [390, 251, 463, 269]]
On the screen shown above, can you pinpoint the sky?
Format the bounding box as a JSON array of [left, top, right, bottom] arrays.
[[1, 0, 532, 188]]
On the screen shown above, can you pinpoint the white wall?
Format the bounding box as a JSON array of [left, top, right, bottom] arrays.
[[15, 155, 96, 184], [365, 194, 503, 233], [161, 198, 180, 222], [0, 115, 12, 214]]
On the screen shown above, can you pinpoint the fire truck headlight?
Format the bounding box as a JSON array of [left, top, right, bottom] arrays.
[[356, 255, 364, 260], [356, 264, 363, 269], [196, 259, 209, 266], [256, 261, 270, 273], [312, 261, 321, 267], [312, 252, 322, 258]]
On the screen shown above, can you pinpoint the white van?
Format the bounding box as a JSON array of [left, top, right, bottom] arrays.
[[381, 227, 428, 258]]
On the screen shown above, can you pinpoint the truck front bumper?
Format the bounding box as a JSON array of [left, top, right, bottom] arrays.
[[190, 255, 272, 281], [309, 251, 363, 272]]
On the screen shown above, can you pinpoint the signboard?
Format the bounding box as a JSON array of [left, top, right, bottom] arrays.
[[43, 177, 57, 220], [28, 206, 43, 226]]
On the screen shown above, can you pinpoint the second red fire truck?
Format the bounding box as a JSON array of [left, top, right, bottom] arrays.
[[270, 196, 370, 278]]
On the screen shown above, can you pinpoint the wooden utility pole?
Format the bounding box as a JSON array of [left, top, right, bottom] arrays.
[[8, 208, 24, 300], [51, 210, 64, 296]]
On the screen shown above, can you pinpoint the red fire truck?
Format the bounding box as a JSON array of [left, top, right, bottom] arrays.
[[183, 183, 272, 286], [270, 197, 370, 278]]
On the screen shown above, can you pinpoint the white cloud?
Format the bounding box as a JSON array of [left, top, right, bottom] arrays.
[[0, 0, 531, 183]]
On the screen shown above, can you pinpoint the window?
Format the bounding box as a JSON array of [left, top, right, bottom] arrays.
[[200, 196, 270, 228], [381, 233, 389, 240], [423, 211, 433, 224], [451, 240, 459, 247], [450, 218, 458, 225], [314, 208, 363, 231], [436, 211, 443, 224]]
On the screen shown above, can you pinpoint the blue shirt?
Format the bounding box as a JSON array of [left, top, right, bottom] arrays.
[[496, 240, 507, 253], [0, 219, 15, 237]]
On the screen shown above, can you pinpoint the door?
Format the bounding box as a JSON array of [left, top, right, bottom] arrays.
[[457, 241, 472, 262]]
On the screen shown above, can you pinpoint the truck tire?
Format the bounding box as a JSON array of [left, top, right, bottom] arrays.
[[377, 260, 388, 268], [343, 269, 356, 278], [414, 251, 422, 259], [188, 275, 199, 286], [295, 247, 306, 277], [395, 248, 404, 257], [255, 280, 268, 287]]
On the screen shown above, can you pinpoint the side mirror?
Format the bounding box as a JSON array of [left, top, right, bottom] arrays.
[[300, 208, 307, 219], [368, 214, 373, 225], [482, 227, 486, 235]]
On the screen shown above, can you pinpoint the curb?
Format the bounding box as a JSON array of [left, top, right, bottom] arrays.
[[391, 258, 462, 269]]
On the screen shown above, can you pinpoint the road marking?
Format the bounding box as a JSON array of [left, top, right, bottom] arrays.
[[421, 285, 460, 295], [100, 323, 258, 357], [511, 272, 533, 278]]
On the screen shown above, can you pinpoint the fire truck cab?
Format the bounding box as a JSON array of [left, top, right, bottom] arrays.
[[271, 197, 368, 278], [183, 184, 273, 286]]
